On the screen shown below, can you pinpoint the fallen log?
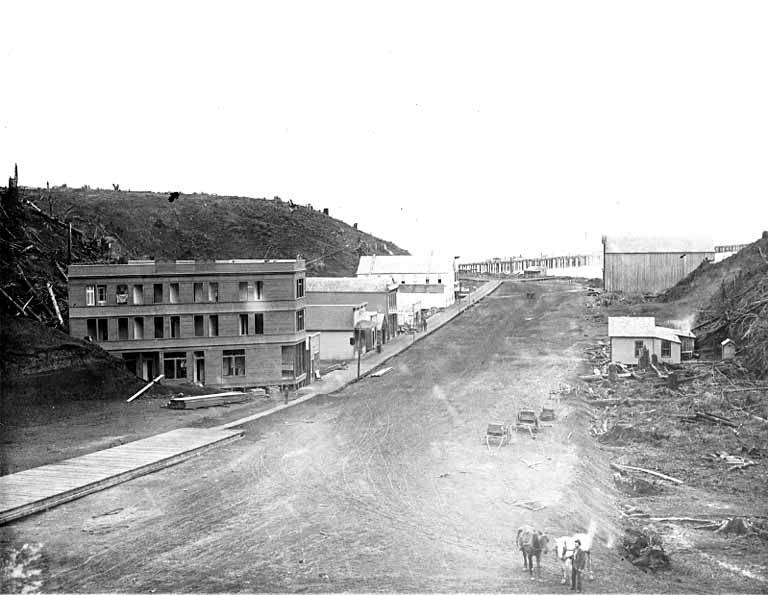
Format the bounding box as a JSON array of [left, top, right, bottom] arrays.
[[0, 287, 43, 322], [47, 282, 64, 325], [648, 517, 718, 523], [610, 462, 684, 485], [588, 398, 660, 407], [126, 374, 165, 402]]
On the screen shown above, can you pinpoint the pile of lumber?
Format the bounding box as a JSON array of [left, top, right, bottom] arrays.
[[167, 392, 251, 410]]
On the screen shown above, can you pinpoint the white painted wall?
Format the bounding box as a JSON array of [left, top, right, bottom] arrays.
[[611, 337, 681, 365], [316, 331, 356, 360]]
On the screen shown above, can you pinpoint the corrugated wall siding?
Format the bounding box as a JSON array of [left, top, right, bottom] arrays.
[[604, 252, 713, 294]]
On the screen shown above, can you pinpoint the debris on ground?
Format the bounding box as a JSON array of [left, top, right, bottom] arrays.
[[621, 528, 670, 573]]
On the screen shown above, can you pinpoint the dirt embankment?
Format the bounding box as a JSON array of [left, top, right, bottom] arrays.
[[578, 291, 768, 592]]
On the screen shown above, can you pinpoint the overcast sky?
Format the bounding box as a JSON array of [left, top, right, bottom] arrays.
[[2, 1, 766, 261]]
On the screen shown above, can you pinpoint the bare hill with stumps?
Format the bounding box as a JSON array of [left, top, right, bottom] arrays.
[[17, 185, 408, 276], [662, 232, 768, 377]]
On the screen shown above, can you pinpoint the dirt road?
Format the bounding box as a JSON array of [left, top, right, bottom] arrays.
[[1, 281, 682, 592]]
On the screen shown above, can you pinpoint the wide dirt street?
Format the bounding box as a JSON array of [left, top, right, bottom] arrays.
[[3, 281, 676, 593]]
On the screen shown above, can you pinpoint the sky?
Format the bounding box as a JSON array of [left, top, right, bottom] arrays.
[[2, 1, 767, 262]]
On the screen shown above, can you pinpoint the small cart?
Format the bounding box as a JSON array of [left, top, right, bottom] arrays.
[[514, 410, 540, 438], [485, 422, 510, 449]]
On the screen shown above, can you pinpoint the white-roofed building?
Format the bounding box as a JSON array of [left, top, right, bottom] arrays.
[[603, 235, 715, 294], [608, 316, 686, 364], [356, 254, 456, 314]]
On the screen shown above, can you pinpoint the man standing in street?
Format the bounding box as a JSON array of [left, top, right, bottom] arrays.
[[572, 539, 586, 592]]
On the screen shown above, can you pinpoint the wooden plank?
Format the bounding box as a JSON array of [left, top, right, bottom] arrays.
[[0, 428, 243, 525]]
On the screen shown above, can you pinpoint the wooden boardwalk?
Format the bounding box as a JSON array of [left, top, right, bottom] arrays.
[[0, 427, 243, 525]]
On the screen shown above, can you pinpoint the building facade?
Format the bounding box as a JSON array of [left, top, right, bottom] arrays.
[[608, 317, 682, 365], [356, 254, 456, 313], [603, 236, 715, 294], [305, 277, 398, 343], [67, 259, 309, 389], [305, 302, 369, 360]]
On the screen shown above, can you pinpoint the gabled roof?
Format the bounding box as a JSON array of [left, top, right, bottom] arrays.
[[654, 326, 682, 344], [306, 277, 398, 293], [603, 236, 714, 254], [673, 328, 696, 339], [721, 338, 736, 346], [608, 317, 657, 337], [608, 317, 681, 342], [356, 254, 454, 276]]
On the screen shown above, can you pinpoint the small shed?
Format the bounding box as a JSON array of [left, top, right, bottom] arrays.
[[721, 338, 737, 360]]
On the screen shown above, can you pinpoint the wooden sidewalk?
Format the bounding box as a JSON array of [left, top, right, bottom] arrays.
[[0, 427, 243, 525]]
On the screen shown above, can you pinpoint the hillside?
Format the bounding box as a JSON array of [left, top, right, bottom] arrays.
[[16, 185, 408, 276], [0, 176, 408, 404], [663, 232, 768, 376]]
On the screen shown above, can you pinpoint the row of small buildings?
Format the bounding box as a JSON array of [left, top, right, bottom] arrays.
[[67, 255, 457, 390]]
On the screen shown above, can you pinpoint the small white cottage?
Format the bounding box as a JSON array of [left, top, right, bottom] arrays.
[[608, 317, 683, 365]]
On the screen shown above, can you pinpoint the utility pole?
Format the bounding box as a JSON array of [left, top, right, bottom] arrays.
[[356, 335, 361, 379]]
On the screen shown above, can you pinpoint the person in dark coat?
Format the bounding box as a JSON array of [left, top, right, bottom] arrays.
[[571, 539, 586, 592]]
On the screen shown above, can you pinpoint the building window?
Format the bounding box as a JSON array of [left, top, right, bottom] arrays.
[[118, 318, 129, 340], [87, 318, 108, 342], [281, 345, 295, 378], [133, 317, 144, 340], [170, 316, 181, 338], [194, 282, 204, 303], [96, 285, 107, 305], [296, 278, 304, 298], [209, 315, 219, 337], [164, 352, 187, 379], [425, 278, 430, 284], [661, 340, 671, 358], [154, 316, 164, 339], [208, 282, 219, 302], [116, 285, 128, 304], [634, 340, 645, 358], [281, 344, 306, 378], [223, 349, 245, 376], [242, 281, 263, 301], [296, 309, 305, 331], [255, 313, 264, 335], [153, 284, 163, 304], [85, 285, 95, 306], [437, 278, 442, 284], [132, 284, 143, 305], [239, 314, 249, 335], [194, 315, 204, 337], [169, 283, 180, 304]]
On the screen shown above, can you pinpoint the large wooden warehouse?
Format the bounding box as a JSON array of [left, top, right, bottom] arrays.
[[603, 236, 715, 294]]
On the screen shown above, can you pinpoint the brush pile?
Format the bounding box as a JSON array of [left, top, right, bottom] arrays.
[[693, 233, 768, 378], [1, 170, 111, 331]]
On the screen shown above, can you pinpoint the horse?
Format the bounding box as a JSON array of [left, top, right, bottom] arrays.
[[516, 525, 550, 580], [553, 532, 594, 586]]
